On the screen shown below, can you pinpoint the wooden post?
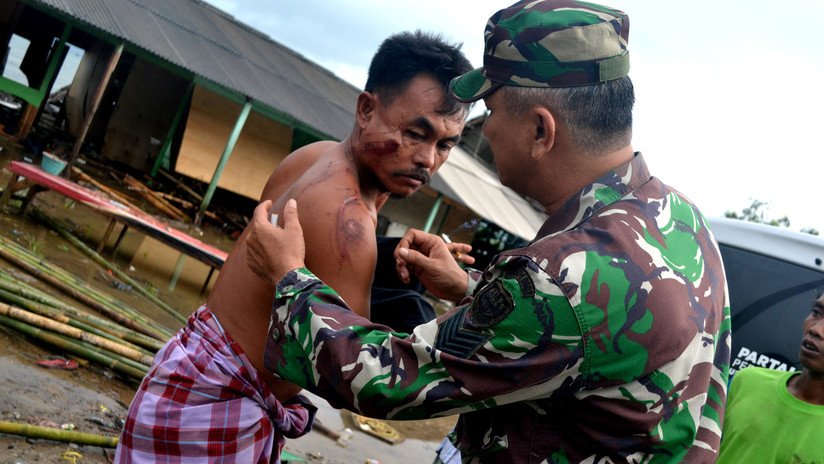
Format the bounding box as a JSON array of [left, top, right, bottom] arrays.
[[423, 193, 443, 233], [65, 43, 125, 174], [168, 254, 187, 291], [150, 82, 194, 178]]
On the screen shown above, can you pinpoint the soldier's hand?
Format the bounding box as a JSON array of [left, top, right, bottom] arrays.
[[246, 199, 306, 287], [394, 229, 469, 303]]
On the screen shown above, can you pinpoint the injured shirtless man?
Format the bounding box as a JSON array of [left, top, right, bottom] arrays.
[[115, 31, 472, 463]]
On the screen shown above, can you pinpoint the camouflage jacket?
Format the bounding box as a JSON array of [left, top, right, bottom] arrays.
[[264, 153, 731, 463]]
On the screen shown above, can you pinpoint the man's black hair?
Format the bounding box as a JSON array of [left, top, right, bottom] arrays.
[[503, 76, 635, 156], [365, 30, 473, 115]]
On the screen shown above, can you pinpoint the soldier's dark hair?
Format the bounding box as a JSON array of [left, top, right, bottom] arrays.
[[365, 30, 473, 116], [503, 76, 635, 156]]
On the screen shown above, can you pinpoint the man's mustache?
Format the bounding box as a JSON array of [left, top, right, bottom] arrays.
[[396, 168, 431, 185]]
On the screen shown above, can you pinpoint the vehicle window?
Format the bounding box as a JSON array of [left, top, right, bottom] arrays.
[[720, 244, 824, 376]]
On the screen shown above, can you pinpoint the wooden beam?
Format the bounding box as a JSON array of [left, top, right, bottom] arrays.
[[65, 42, 124, 174]]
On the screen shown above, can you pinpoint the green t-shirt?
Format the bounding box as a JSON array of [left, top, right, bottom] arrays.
[[717, 367, 824, 464]]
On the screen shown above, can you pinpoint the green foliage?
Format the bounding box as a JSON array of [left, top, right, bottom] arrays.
[[724, 199, 790, 227], [26, 235, 45, 256], [725, 199, 818, 235]]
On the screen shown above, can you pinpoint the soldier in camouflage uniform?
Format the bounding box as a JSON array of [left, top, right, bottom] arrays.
[[246, 1, 732, 462]]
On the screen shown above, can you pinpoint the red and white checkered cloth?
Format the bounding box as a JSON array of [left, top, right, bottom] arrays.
[[115, 306, 315, 463]]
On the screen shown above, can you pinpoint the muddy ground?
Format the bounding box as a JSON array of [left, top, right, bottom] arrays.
[[0, 140, 456, 464]]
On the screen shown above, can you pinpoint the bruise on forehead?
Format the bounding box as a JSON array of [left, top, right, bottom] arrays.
[[336, 196, 368, 259]]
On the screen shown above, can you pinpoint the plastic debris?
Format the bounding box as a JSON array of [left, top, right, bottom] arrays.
[[61, 450, 83, 463], [36, 358, 79, 370], [336, 427, 353, 447]]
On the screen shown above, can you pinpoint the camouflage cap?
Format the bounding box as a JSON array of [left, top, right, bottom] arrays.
[[451, 0, 630, 102]]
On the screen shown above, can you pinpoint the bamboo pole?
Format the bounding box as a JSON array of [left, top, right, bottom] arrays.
[[0, 235, 172, 339], [0, 302, 154, 365], [0, 314, 148, 380], [0, 421, 119, 448], [0, 242, 166, 339], [152, 191, 195, 209], [0, 288, 155, 357], [71, 166, 141, 210], [0, 273, 164, 351], [157, 168, 203, 202], [33, 208, 188, 324], [123, 175, 189, 223]]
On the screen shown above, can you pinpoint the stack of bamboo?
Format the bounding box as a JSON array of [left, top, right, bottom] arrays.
[[0, 214, 183, 381]]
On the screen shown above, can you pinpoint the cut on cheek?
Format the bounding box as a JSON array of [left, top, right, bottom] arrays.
[[363, 139, 400, 157]]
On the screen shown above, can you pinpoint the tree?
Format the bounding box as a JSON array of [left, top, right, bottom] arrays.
[[725, 199, 818, 235]]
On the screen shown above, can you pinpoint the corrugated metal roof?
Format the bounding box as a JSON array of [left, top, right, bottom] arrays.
[[431, 145, 547, 240], [29, 0, 360, 140]]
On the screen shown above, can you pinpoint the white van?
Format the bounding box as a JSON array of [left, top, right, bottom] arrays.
[[709, 217, 824, 376]]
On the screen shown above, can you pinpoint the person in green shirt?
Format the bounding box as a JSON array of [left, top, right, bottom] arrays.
[[717, 290, 824, 463]]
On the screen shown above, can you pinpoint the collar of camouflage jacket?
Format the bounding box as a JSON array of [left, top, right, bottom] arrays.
[[532, 152, 651, 242]]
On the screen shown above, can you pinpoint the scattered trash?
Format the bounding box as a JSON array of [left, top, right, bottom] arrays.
[[312, 418, 352, 447], [61, 450, 83, 463], [365, 459, 381, 464], [59, 423, 75, 430], [111, 281, 132, 291], [110, 415, 125, 430], [336, 427, 353, 448], [99, 404, 125, 430], [99, 269, 133, 291], [87, 416, 106, 426], [36, 358, 79, 370], [30, 418, 60, 428], [281, 449, 306, 462], [341, 410, 405, 445]]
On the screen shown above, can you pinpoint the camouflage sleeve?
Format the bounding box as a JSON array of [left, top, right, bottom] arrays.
[[465, 268, 483, 297], [263, 261, 585, 420]]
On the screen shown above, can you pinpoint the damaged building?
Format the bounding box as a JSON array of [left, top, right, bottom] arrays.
[[0, 0, 545, 289]]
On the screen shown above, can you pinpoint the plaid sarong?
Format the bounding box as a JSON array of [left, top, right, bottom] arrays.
[[115, 306, 315, 463]]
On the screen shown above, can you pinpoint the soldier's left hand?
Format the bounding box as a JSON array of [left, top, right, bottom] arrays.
[[246, 198, 306, 287]]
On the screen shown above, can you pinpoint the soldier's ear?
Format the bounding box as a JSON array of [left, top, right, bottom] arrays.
[[531, 107, 555, 161], [356, 91, 377, 129]]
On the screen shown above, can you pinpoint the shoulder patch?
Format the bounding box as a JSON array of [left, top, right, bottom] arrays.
[[465, 280, 515, 329], [436, 307, 489, 358], [505, 266, 535, 298]]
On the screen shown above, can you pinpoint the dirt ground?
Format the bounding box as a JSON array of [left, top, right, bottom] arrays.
[[0, 140, 456, 464]]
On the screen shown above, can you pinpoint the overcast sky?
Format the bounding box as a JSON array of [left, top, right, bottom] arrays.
[[205, 0, 824, 234]]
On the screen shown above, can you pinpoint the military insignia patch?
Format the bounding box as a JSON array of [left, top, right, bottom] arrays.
[[466, 280, 515, 329], [506, 266, 535, 298], [436, 307, 489, 358]]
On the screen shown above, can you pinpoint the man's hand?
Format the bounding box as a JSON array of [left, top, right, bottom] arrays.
[[394, 229, 470, 303], [446, 242, 476, 266], [246, 199, 306, 287]]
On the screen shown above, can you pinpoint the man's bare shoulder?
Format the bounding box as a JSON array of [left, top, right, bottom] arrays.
[[260, 141, 342, 201]]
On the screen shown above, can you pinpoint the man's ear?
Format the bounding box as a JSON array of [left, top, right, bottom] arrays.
[[356, 91, 377, 129], [531, 107, 556, 161]]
